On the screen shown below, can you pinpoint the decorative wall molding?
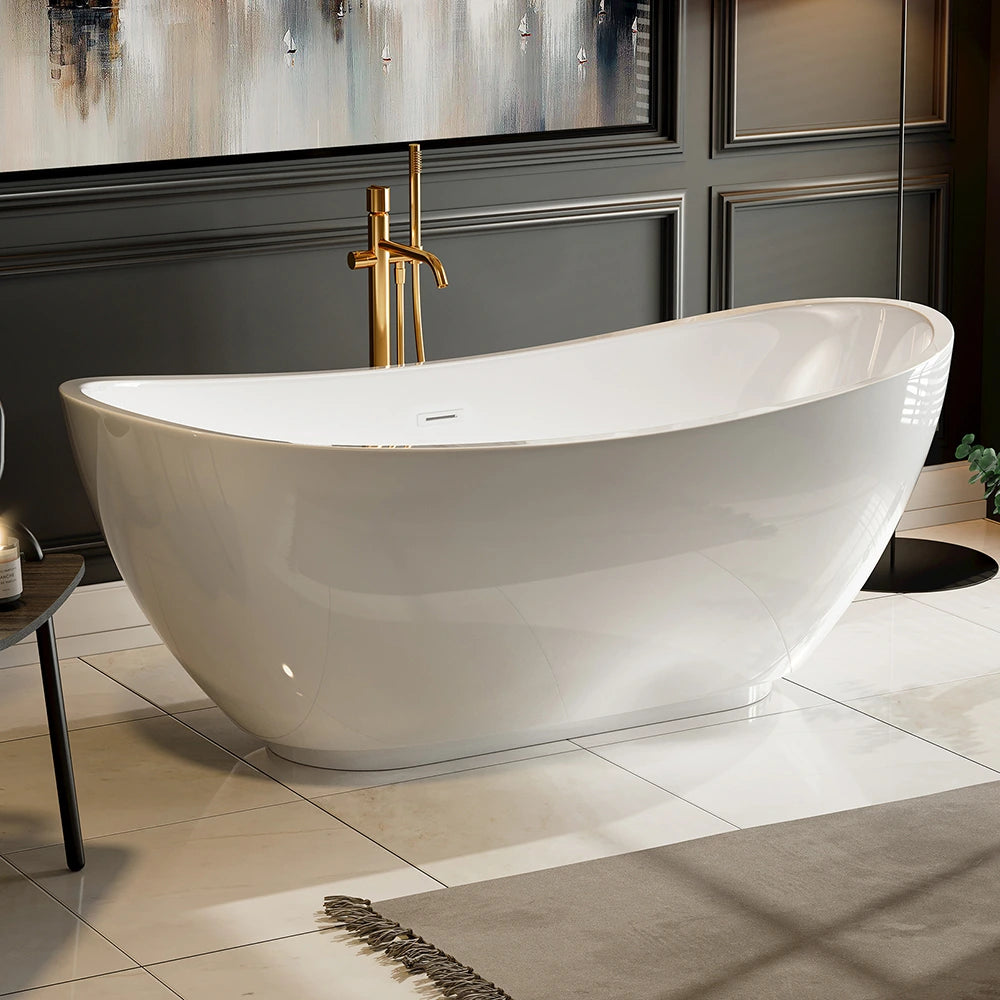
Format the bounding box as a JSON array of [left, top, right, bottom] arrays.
[[0, 190, 686, 320], [714, 0, 951, 151], [432, 194, 685, 322], [711, 174, 950, 311]]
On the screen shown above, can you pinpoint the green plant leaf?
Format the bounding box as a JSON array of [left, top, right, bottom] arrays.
[[956, 443, 971, 459], [975, 454, 993, 474], [970, 474, 981, 483], [962, 433, 976, 445]]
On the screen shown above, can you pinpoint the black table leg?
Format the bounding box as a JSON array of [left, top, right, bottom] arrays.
[[36, 619, 85, 871]]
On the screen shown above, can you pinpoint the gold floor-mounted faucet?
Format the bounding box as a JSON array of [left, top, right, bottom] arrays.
[[348, 144, 447, 368]]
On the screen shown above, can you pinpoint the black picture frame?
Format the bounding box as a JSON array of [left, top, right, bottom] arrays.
[[2, 0, 680, 183]]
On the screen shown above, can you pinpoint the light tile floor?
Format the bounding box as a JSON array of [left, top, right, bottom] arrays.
[[3, 519, 1000, 997]]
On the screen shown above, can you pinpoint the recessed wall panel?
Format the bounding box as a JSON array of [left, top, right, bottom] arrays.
[[730, 194, 931, 307], [421, 217, 672, 361], [714, 177, 948, 311], [720, 0, 948, 146]]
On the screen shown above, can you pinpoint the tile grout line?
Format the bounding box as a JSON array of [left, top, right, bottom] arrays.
[[0, 714, 451, 880], [0, 628, 160, 670], [0, 707, 165, 747], [901, 590, 1000, 637], [0, 651, 182, 745], [784, 678, 1000, 777], [0, 798, 309, 861], [566, 695, 826, 751], [144, 926, 351, 972], [1, 854, 151, 989], [797, 668, 1000, 705], [137, 966, 187, 999], [572, 742, 744, 832], [14, 623, 154, 645], [0, 969, 152, 1000], [164, 710, 453, 894], [76, 655, 196, 708], [4, 806, 438, 991], [3, 795, 450, 976]]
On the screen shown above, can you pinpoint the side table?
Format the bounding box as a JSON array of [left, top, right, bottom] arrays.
[[0, 554, 85, 870]]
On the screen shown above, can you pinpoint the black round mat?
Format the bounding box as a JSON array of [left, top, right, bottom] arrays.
[[862, 537, 999, 593]]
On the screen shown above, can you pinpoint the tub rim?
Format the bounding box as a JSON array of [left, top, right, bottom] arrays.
[[59, 296, 954, 453]]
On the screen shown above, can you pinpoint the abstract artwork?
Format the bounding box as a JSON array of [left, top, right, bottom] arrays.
[[0, 0, 654, 174]]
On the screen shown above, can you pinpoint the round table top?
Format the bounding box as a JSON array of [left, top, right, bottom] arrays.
[[0, 555, 85, 651]]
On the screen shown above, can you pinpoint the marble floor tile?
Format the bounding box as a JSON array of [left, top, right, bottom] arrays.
[[0, 858, 134, 995], [151, 930, 427, 999], [0, 715, 297, 854], [899, 517, 1000, 559], [245, 739, 579, 799], [5, 969, 180, 999], [81, 645, 213, 714], [0, 626, 162, 671], [176, 706, 265, 758], [38, 580, 148, 640], [13, 801, 440, 966], [590, 701, 998, 829], [572, 677, 830, 749], [898, 519, 1000, 633], [0, 658, 160, 743], [790, 594, 1000, 701], [848, 670, 1000, 771], [315, 749, 734, 887]]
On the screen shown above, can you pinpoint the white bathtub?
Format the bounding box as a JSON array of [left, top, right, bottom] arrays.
[[61, 298, 952, 769]]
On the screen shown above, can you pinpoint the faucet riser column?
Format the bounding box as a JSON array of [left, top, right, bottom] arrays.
[[368, 206, 391, 368]]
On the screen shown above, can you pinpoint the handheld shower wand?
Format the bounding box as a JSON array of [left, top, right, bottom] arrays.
[[409, 143, 426, 363]]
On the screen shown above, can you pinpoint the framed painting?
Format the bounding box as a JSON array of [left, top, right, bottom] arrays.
[[0, 0, 657, 174]]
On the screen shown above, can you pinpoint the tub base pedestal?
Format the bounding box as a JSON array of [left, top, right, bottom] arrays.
[[264, 680, 777, 771]]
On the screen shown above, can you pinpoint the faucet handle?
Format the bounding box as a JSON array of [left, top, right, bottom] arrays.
[[347, 249, 377, 270], [367, 186, 389, 214]]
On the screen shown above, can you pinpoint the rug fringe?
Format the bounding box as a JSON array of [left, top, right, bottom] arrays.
[[323, 894, 515, 999]]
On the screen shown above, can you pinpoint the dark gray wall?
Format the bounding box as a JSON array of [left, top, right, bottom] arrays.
[[0, 0, 991, 582]]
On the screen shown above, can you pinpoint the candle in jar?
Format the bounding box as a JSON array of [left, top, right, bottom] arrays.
[[0, 536, 22, 605]]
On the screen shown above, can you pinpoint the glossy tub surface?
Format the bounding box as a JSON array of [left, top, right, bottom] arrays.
[[61, 299, 953, 768]]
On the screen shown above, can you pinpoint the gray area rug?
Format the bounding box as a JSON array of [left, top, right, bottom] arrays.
[[325, 781, 1000, 999]]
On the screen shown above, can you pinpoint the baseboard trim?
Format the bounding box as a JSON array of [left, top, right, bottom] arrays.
[[899, 461, 986, 529]]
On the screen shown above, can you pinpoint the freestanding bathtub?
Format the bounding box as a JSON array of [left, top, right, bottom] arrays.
[[61, 298, 952, 769]]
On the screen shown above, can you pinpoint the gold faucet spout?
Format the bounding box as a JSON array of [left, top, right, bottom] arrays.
[[380, 240, 448, 288]]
